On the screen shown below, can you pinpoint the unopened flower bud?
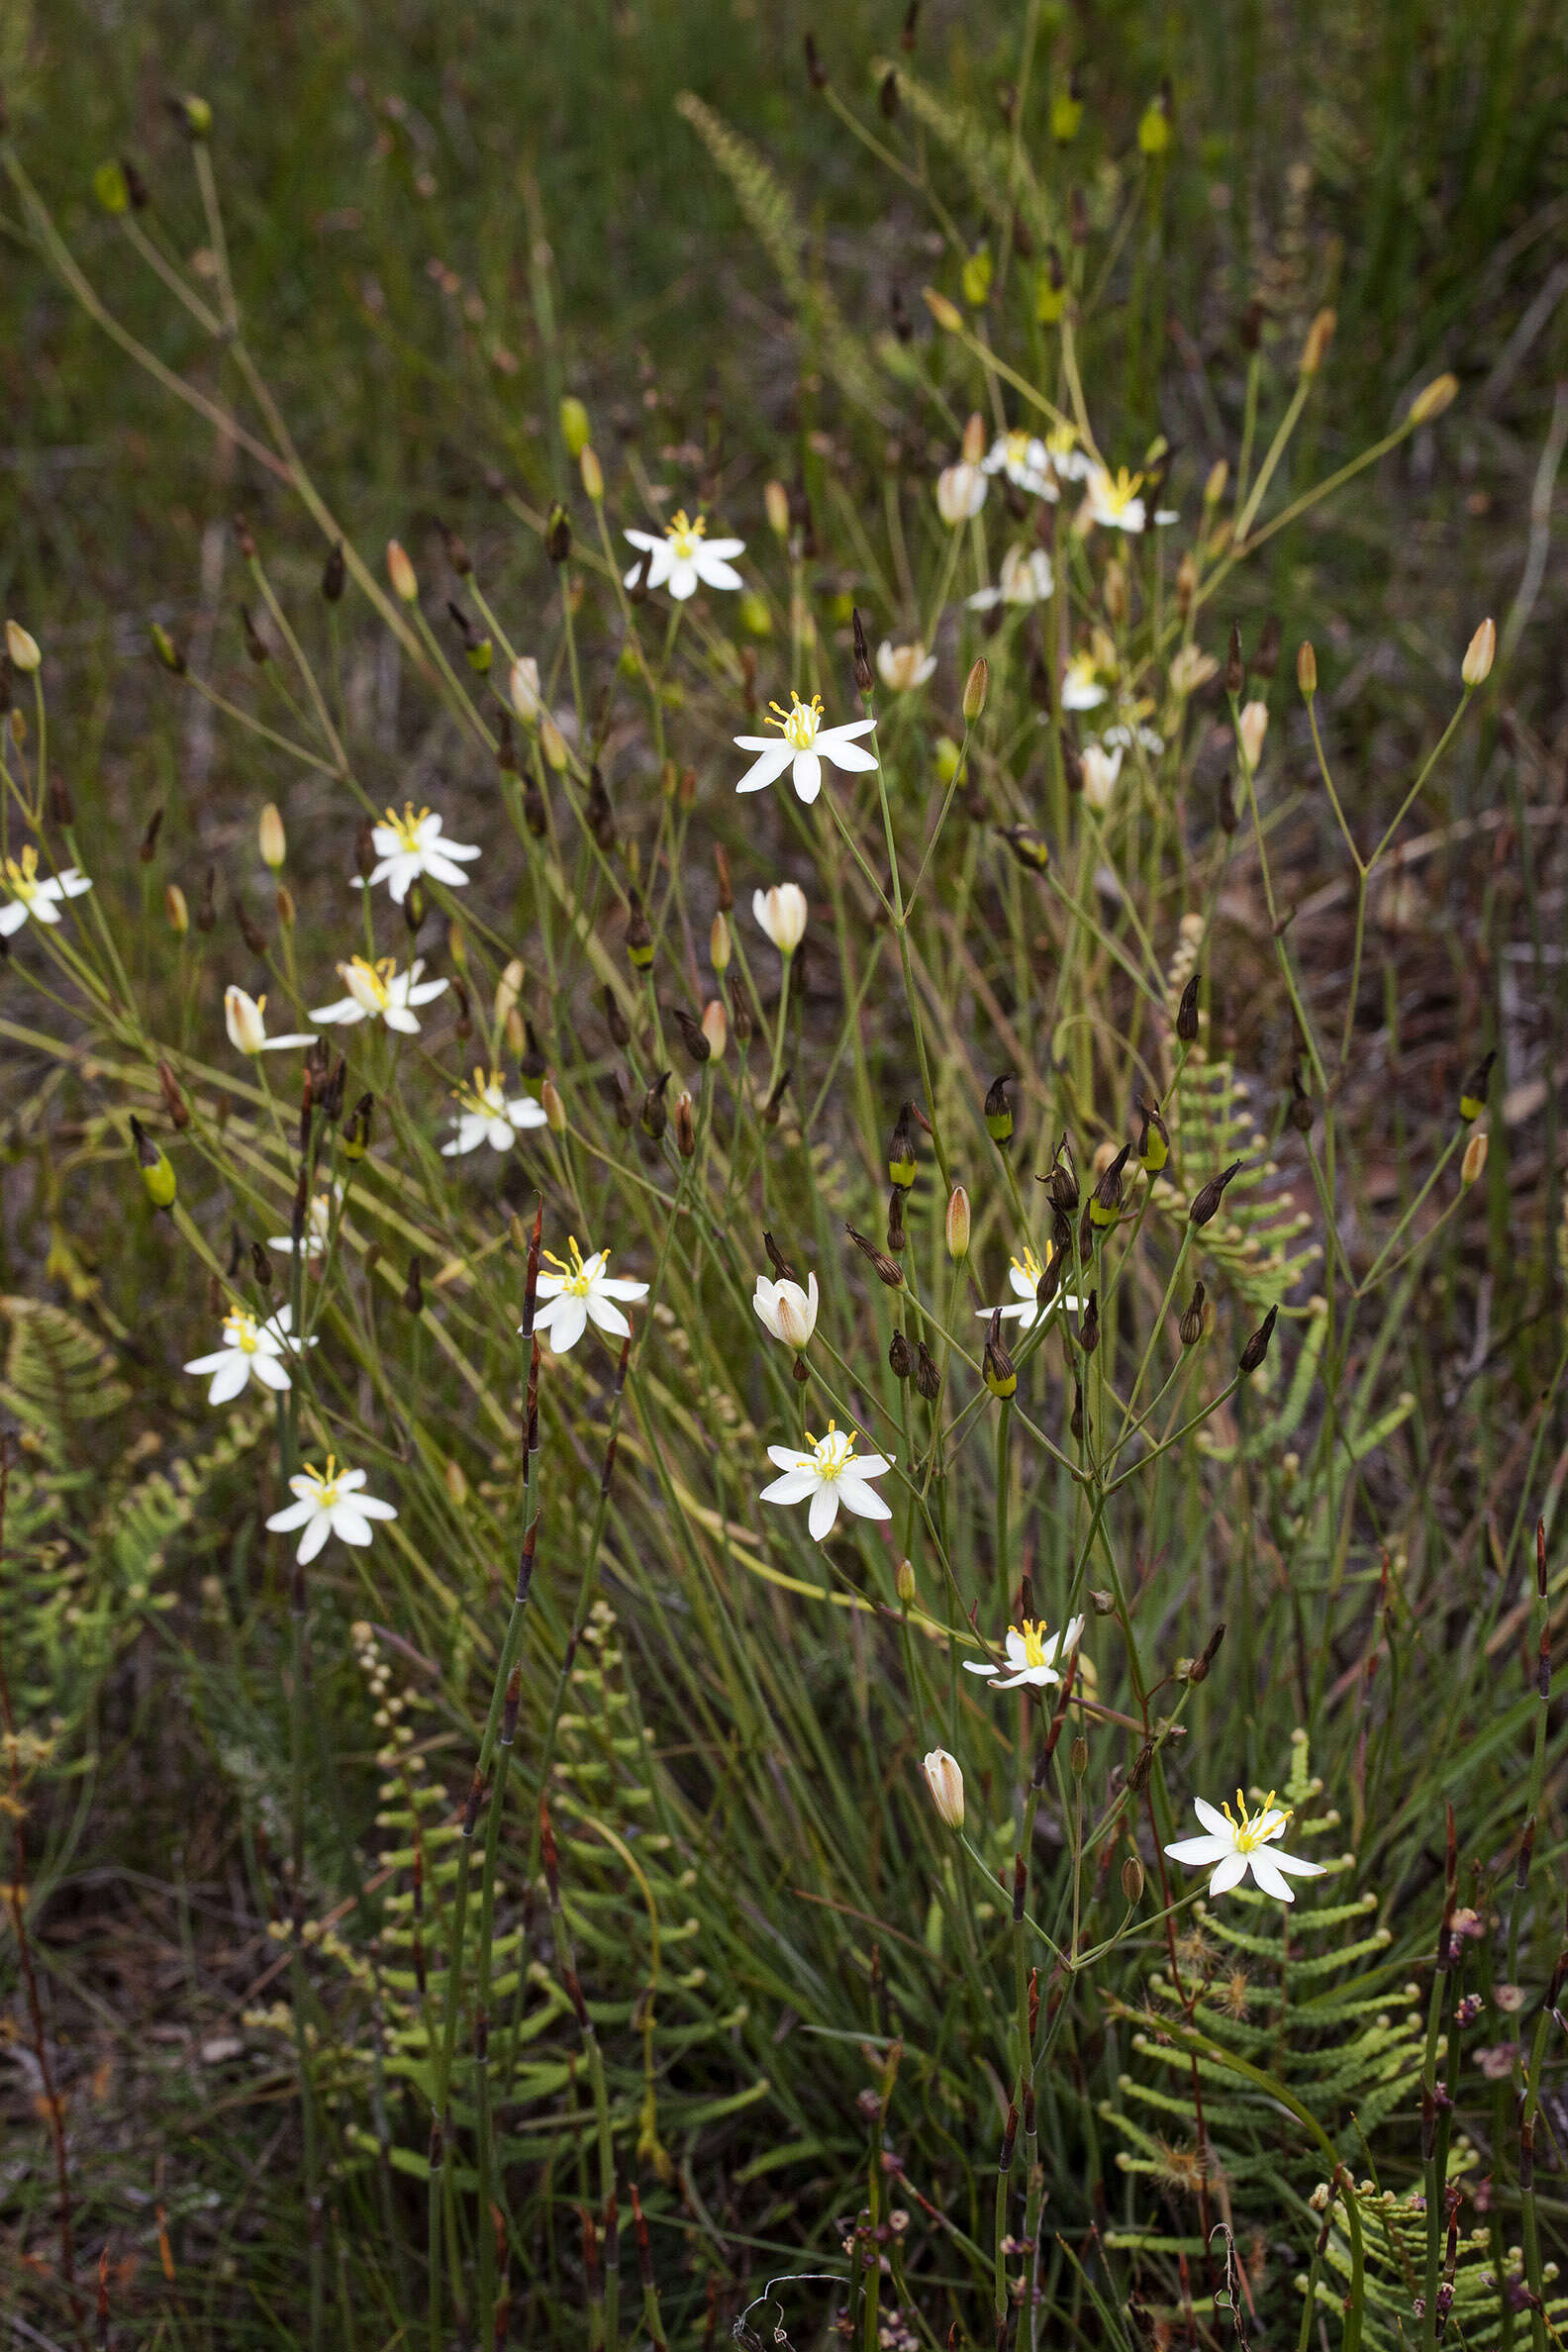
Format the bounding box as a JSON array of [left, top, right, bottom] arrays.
[[674, 1089, 697, 1159], [150, 623, 186, 675], [559, 395, 591, 457], [1090, 1143, 1129, 1230], [1461, 619, 1495, 688], [1121, 1854, 1144, 1906], [701, 999, 728, 1060], [999, 824, 1050, 873], [1069, 1736, 1089, 1780], [1237, 699, 1268, 771], [5, 620, 41, 672], [1409, 372, 1458, 426], [709, 911, 732, 974], [961, 410, 986, 465], [922, 1749, 964, 1829], [888, 1103, 919, 1191], [540, 1075, 566, 1133], [165, 882, 189, 934], [962, 655, 989, 723], [579, 445, 604, 503], [1299, 307, 1335, 376], [258, 802, 286, 870], [544, 504, 572, 564], [1297, 639, 1318, 696], [923, 286, 962, 334], [764, 480, 791, 539], [386, 539, 418, 603], [509, 655, 541, 725], [130, 1115, 177, 1209], [1134, 1096, 1169, 1175], [1461, 1129, 1488, 1186], [896, 1558, 917, 1608], [540, 715, 568, 771], [945, 1184, 971, 1260]]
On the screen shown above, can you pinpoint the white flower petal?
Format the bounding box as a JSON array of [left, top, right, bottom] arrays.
[[1207, 1852, 1249, 1896], [807, 1483, 840, 1541], [791, 750, 823, 804]]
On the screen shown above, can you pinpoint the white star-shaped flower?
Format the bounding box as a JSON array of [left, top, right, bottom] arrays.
[[1080, 742, 1123, 813], [974, 1246, 1082, 1333], [760, 1422, 892, 1543], [1060, 651, 1109, 711], [1042, 424, 1095, 486], [1164, 1789, 1327, 1903], [1084, 465, 1152, 534], [623, 509, 744, 601], [876, 641, 936, 692], [753, 1271, 818, 1349], [224, 984, 312, 1056], [0, 844, 92, 935], [529, 1237, 647, 1354], [269, 1184, 343, 1262], [357, 804, 481, 904], [982, 429, 1054, 499], [734, 693, 877, 807], [963, 1614, 1085, 1693], [183, 1304, 313, 1405], [968, 545, 1054, 610], [265, 1456, 397, 1564], [311, 955, 447, 1035], [441, 1067, 548, 1157]]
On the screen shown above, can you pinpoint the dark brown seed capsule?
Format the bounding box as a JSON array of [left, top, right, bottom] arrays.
[[670, 1006, 711, 1065], [915, 1341, 940, 1402], [1077, 1288, 1100, 1353], [846, 1224, 904, 1290], [1179, 1281, 1206, 1346], [889, 1328, 914, 1381], [1239, 1303, 1278, 1375], [1176, 974, 1201, 1042], [1189, 1158, 1245, 1227]]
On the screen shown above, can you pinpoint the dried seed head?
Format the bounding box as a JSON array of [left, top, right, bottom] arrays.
[[888, 1102, 919, 1190], [1179, 1280, 1207, 1347], [670, 1005, 711, 1065], [1090, 1143, 1128, 1228], [1253, 614, 1282, 682], [639, 1071, 670, 1141], [915, 1340, 940, 1402], [1134, 1095, 1169, 1174], [1224, 621, 1245, 701], [846, 1224, 904, 1290], [674, 1089, 697, 1159], [322, 541, 345, 602], [544, 504, 572, 564], [889, 1328, 914, 1381], [1459, 1049, 1496, 1123], [852, 607, 874, 696], [886, 1185, 906, 1255], [1176, 973, 1201, 1042], [1189, 1157, 1244, 1227], [983, 1308, 1018, 1399], [1239, 1303, 1279, 1375], [999, 824, 1051, 873], [1077, 1288, 1100, 1353], [625, 893, 654, 970], [985, 1072, 1015, 1146]]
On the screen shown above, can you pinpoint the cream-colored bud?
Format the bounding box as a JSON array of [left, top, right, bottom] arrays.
[[962, 656, 989, 723], [764, 480, 791, 539], [386, 539, 418, 603], [1409, 372, 1458, 427], [709, 910, 732, 973], [701, 999, 728, 1060], [935, 462, 987, 526], [1203, 457, 1228, 507], [1080, 742, 1122, 812], [495, 957, 525, 1028], [922, 286, 963, 334], [1461, 619, 1495, 688], [165, 883, 190, 935], [1461, 1129, 1488, 1187], [1299, 307, 1336, 376], [225, 985, 269, 1056], [541, 1075, 566, 1134], [540, 715, 568, 771], [921, 1749, 964, 1829], [895, 1558, 917, 1607], [579, 445, 604, 503], [961, 410, 986, 465], [5, 620, 41, 672], [509, 655, 541, 725], [444, 1458, 469, 1508], [945, 1184, 971, 1260], [1237, 699, 1269, 771], [752, 882, 808, 957], [505, 1005, 526, 1057], [1297, 640, 1318, 696], [558, 395, 591, 456], [258, 802, 286, 870]]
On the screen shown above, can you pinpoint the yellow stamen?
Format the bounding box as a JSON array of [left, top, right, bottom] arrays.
[[1221, 1789, 1286, 1854], [382, 802, 434, 852], [542, 1235, 602, 1297], [1015, 1618, 1052, 1672], [224, 1310, 260, 1354], [764, 692, 824, 750], [3, 844, 41, 901], [664, 508, 707, 559]]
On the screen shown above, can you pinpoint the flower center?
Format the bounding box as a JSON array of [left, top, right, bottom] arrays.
[[766, 693, 823, 751], [543, 1235, 600, 1298], [456, 1066, 507, 1116], [1223, 1789, 1285, 1854], [1016, 1617, 1052, 1671], [3, 844, 41, 904], [225, 1310, 260, 1355], [1005, 430, 1031, 466], [1067, 652, 1100, 690], [347, 955, 395, 1010], [806, 1422, 854, 1482], [1046, 425, 1078, 459], [664, 508, 706, 561], [383, 803, 433, 853], [1010, 1244, 1046, 1286], [1098, 467, 1143, 517], [305, 1456, 342, 1511]]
